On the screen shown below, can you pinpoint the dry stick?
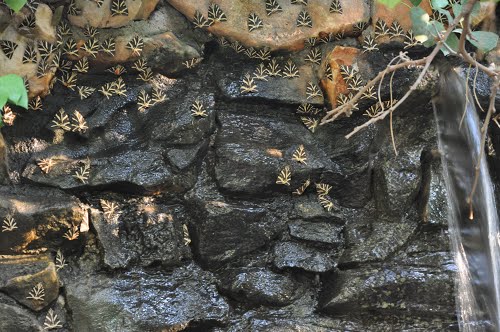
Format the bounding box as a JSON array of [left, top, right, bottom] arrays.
[[377, 54, 403, 110], [472, 61, 486, 113], [466, 77, 499, 220], [458, 0, 498, 78], [388, 67, 398, 156], [376, 55, 402, 155], [376, 55, 401, 155], [321, 57, 426, 125], [344, 11, 470, 139], [323, 0, 500, 136], [459, 62, 473, 128], [322, 9, 466, 131]]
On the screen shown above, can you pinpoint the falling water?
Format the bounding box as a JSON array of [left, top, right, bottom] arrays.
[[432, 63, 500, 331]]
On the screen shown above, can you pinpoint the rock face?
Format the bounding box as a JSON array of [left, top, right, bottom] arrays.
[[64, 264, 229, 331], [219, 267, 302, 306], [0, 255, 60, 312], [0, 186, 86, 254], [90, 199, 192, 269], [68, 0, 160, 28], [166, 0, 370, 51], [4, 0, 498, 330]]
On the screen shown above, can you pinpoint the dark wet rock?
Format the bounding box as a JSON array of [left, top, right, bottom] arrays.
[[394, 228, 454, 269], [91, 199, 192, 269], [291, 196, 344, 223], [0, 2, 467, 329], [65, 264, 229, 331], [219, 268, 302, 307], [0, 302, 44, 332], [212, 50, 324, 105], [288, 220, 343, 246], [0, 186, 86, 254], [0, 255, 59, 312], [273, 241, 338, 273], [422, 157, 449, 226], [370, 104, 438, 218], [21, 78, 216, 194], [340, 218, 417, 265], [312, 116, 377, 209], [320, 266, 454, 316], [190, 201, 285, 265], [214, 108, 334, 196], [463, 67, 500, 109], [226, 313, 458, 332], [373, 149, 422, 218]]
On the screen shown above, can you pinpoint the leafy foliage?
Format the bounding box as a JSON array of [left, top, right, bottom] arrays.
[[0, 74, 28, 126], [4, 0, 27, 12], [378, 0, 499, 53]]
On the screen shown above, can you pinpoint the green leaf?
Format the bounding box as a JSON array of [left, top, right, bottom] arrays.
[[411, 7, 435, 45], [410, 0, 422, 5], [0, 74, 28, 109], [410, 7, 429, 35], [441, 32, 459, 56], [376, 0, 401, 9], [467, 31, 499, 53], [431, 0, 448, 9], [437, 8, 453, 23], [4, 0, 27, 12]]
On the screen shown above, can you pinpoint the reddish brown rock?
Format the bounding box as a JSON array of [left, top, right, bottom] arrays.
[[166, 0, 370, 51], [68, 0, 160, 28], [372, 1, 432, 32], [321, 46, 359, 107]]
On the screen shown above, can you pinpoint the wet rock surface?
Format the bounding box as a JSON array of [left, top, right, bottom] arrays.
[[0, 255, 60, 312], [0, 186, 86, 254], [219, 267, 302, 307], [3, 0, 491, 330], [64, 264, 229, 331]]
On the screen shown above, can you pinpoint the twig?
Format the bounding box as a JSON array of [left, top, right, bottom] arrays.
[[388, 66, 398, 156], [472, 60, 486, 113], [321, 55, 425, 124], [459, 62, 473, 128], [343, 11, 467, 139], [458, 0, 498, 77]]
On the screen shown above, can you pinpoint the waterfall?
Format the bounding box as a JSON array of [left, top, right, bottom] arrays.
[[432, 64, 500, 331]]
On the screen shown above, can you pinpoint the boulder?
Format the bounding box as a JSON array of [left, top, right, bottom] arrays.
[[212, 49, 324, 105], [68, 0, 159, 29], [0, 186, 86, 254], [0, 302, 44, 332], [320, 266, 454, 316], [21, 77, 215, 194], [190, 201, 282, 265], [394, 228, 454, 269], [273, 241, 338, 273], [90, 200, 191, 269], [65, 264, 230, 331], [288, 220, 343, 246], [340, 219, 417, 265], [166, 0, 370, 51], [214, 108, 334, 196], [219, 268, 302, 306], [0, 255, 59, 312]]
